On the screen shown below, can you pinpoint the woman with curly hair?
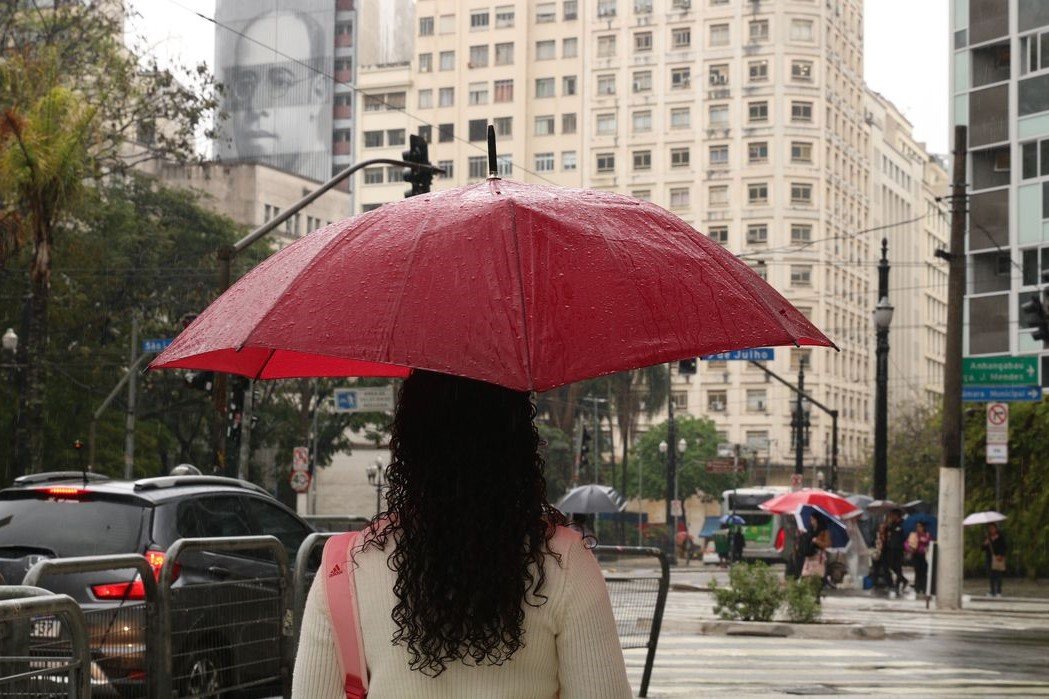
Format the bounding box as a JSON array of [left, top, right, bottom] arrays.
[[292, 370, 631, 698]]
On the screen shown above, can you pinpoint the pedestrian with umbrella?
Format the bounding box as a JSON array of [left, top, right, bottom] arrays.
[[153, 144, 833, 698], [884, 508, 909, 597], [798, 509, 832, 600], [965, 512, 1008, 597]]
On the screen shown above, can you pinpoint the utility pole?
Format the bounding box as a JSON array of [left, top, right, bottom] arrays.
[[124, 315, 138, 479], [793, 359, 806, 477], [237, 380, 254, 481], [873, 239, 892, 500], [937, 125, 967, 611], [581, 396, 606, 483]]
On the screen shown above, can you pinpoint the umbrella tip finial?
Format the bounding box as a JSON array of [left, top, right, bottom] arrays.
[[487, 124, 499, 179]]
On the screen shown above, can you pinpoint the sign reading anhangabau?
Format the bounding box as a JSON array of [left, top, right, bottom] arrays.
[[962, 356, 1040, 386], [333, 385, 395, 413], [701, 348, 775, 362]]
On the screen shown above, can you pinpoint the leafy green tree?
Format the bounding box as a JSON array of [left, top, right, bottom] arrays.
[[626, 416, 736, 501], [885, 402, 942, 504]]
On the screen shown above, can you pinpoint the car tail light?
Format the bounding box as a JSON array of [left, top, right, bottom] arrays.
[[145, 548, 180, 583], [91, 549, 179, 601], [774, 527, 785, 552], [38, 486, 87, 498]]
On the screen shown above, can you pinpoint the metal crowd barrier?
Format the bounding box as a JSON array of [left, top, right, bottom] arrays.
[[0, 586, 91, 698], [22, 554, 160, 699], [292, 532, 336, 648], [593, 545, 670, 698], [157, 536, 291, 698]]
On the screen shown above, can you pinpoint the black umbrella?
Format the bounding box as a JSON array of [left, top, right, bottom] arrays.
[[555, 484, 627, 514]]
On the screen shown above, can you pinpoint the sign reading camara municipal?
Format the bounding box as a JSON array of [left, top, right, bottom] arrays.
[[333, 385, 395, 413]]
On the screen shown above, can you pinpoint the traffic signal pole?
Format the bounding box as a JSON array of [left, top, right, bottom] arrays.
[[209, 156, 443, 474]]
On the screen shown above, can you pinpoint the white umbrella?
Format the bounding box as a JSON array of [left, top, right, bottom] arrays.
[[962, 511, 1007, 526], [556, 484, 627, 514]]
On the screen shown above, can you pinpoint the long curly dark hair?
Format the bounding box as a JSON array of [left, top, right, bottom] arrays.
[[364, 370, 567, 677]]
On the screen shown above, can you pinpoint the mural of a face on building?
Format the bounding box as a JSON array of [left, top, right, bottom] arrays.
[[216, 2, 333, 182]]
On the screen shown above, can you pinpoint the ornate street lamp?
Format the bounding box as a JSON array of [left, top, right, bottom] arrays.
[[873, 239, 894, 501]]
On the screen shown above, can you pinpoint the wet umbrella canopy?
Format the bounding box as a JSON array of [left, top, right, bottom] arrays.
[[152, 179, 833, 390], [759, 489, 861, 519], [555, 484, 627, 515]]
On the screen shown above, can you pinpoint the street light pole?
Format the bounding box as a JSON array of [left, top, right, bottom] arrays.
[[793, 359, 806, 478], [665, 362, 677, 562], [873, 238, 894, 501]]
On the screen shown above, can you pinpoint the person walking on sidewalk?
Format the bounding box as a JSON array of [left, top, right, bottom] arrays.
[[293, 370, 631, 698], [885, 509, 908, 596], [905, 521, 933, 594], [982, 522, 1008, 597]]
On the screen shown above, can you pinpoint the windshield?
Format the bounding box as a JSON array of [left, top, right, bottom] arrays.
[[0, 495, 145, 557], [727, 493, 775, 511]]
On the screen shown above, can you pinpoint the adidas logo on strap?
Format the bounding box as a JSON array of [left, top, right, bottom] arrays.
[[329, 563, 344, 577]]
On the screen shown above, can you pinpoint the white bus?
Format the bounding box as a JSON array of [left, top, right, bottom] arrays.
[[721, 486, 789, 561]]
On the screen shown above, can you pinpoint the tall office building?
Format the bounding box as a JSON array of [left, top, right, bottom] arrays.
[[949, 0, 1049, 386]]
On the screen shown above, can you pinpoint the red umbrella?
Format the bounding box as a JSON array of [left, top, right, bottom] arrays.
[[152, 179, 833, 391], [759, 489, 860, 519]]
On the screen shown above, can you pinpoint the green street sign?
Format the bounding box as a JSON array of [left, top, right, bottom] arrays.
[[962, 356, 1040, 386]]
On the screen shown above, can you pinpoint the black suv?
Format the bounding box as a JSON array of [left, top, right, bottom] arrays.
[[0, 471, 315, 696]]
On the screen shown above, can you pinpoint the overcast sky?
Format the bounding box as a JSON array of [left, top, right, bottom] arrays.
[[129, 0, 950, 153]]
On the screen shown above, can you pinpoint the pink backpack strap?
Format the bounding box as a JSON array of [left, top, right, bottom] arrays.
[[322, 531, 369, 699]]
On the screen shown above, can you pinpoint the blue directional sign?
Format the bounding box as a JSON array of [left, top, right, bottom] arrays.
[[141, 338, 173, 354], [701, 348, 775, 361], [962, 385, 1042, 402]]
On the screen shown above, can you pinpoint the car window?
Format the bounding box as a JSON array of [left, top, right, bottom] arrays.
[[242, 497, 310, 559], [174, 500, 205, 538], [193, 496, 253, 538], [0, 495, 145, 556]]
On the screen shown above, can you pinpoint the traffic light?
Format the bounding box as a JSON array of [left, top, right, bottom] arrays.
[[678, 358, 697, 375], [1021, 290, 1049, 347], [402, 134, 433, 198]]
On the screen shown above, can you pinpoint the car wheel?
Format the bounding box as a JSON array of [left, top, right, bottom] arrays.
[[177, 644, 228, 698]]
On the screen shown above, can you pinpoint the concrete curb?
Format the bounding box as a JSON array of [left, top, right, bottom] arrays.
[[658, 618, 886, 640]]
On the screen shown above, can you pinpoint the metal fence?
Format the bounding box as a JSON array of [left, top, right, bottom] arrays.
[[291, 532, 335, 647], [157, 536, 291, 699], [593, 545, 670, 698], [0, 586, 91, 698]]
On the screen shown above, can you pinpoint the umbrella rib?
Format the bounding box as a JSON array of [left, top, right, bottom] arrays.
[[508, 199, 535, 387]]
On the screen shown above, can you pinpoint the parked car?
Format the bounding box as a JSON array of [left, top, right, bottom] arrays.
[[0, 470, 315, 697]]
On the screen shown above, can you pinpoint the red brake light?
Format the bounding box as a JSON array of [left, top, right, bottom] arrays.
[[92, 580, 146, 600], [146, 549, 180, 583], [40, 486, 87, 498], [775, 527, 786, 552]]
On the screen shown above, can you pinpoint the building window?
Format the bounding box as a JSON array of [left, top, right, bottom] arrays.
[[790, 19, 814, 42], [363, 167, 383, 185], [791, 141, 813, 163], [363, 130, 383, 148], [748, 60, 768, 82], [748, 182, 769, 204], [791, 182, 813, 204], [563, 37, 579, 57], [440, 51, 455, 71], [1019, 30, 1049, 75], [536, 2, 557, 22], [748, 101, 768, 122], [597, 74, 616, 95], [469, 82, 489, 105], [671, 66, 691, 89], [671, 107, 691, 129], [790, 265, 812, 286], [562, 112, 578, 133], [633, 110, 653, 132], [596, 153, 616, 172], [670, 187, 690, 208], [535, 152, 555, 172], [564, 0, 579, 19], [468, 120, 487, 141], [633, 70, 652, 93], [632, 189, 651, 200], [672, 0, 691, 8], [386, 129, 405, 146], [494, 116, 512, 136], [746, 389, 767, 412], [596, 112, 617, 135], [418, 89, 433, 109], [709, 185, 728, 207], [598, 0, 617, 17], [361, 204, 382, 213], [536, 40, 556, 60], [562, 150, 578, 170], [749, 19, 769, 42], [494, 79, 514, 102], [791, 223, 812, 242], [535, 115, 555, 135], [419, 16, 434, 35], [1020, 138, 1049, 179], [439, 87, 454, 107], [363, 95, 384, 112], [439, 14, 456, 33], [709, 106, 730, 129], [748, 141, 768, 163], [437, 160, 453, 178], [497, 155, 513, 176], [791, 101, 813, 122], [438, 123, 454, 142], [709, 23, 729, 47], [670, 147, 690, 167], [709, 64, 729, 86], [418, 53, 433, 72], [709, 144, 728, 166], [791, 60, 813, 82], [633, 150, 652, 170], [708, 226, 728, 244], [536, 77, 556, 98], [469, 45, 489, 68], [746, 223, 768, 244], [495, 42, 514, 65], [635, 31, 653, 52], [707, 390, 727, 412], [672, 27, 691, 48], [468, 156, 487, 179], [563, 75, 577, 95], [597, 35, 617, 57], [495, 5, 515, 27], [635, 0, 653, 13], [470, 9, 490, 29]]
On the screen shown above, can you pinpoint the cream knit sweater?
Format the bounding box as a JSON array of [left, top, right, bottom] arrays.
[[292, 526, 632, 698]]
